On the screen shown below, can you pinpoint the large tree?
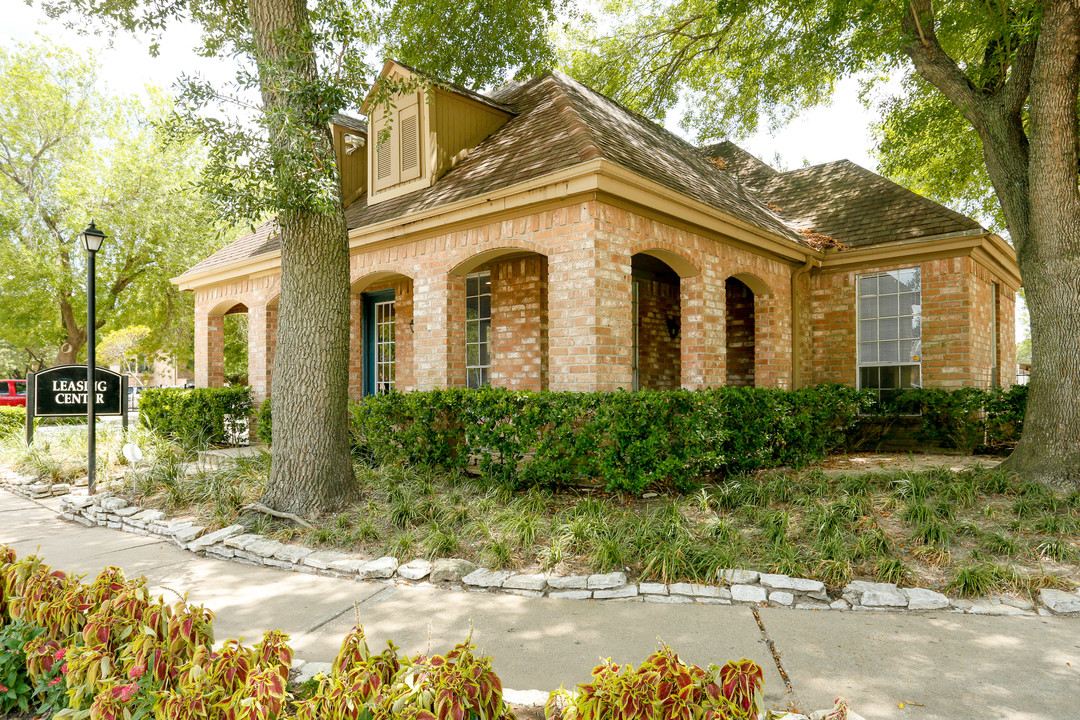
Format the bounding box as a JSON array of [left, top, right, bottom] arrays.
[[0, 44, 225, 371], [567, 0, 1080, 487], [38, 0, 565, 515]]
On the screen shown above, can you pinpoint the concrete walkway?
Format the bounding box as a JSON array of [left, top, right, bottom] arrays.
[[2, 491, 1078, 719]]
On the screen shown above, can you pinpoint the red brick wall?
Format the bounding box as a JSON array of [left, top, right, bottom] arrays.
[[490, 255, 548, 391], [635, 277, 681, 390], [808, 256, 1016, 389], [725, 278, 755, 386]]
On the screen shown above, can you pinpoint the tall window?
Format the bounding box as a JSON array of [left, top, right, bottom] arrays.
[[374, 300, 396, 393], [858, 267, 922, 402], [466, 271, 491, 388]]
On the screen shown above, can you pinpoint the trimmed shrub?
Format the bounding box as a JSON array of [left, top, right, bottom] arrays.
[[139, 387, 252, 446], [349, 385, 873, 494], [255, 397, 272, 445], [888, 384, 1027, 454], [0, 407, 24, 439]]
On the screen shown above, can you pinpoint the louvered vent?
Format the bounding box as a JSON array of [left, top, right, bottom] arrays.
[[377, 139, 391, 179], [401, 114, 419, 173]]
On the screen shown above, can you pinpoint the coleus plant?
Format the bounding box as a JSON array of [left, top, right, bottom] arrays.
[[545, 645, 765, 720]]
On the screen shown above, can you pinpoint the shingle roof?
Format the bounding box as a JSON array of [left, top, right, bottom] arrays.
[[331, 113, 367, 133], [755, 160, 984, 247], [699, 141, 778, 187], [179, 68, 986, 281], [184, 221, 279, 277], [343, 71, 803, 243]]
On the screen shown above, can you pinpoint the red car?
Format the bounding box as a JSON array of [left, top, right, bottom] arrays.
[[0, 379, 27, 407]]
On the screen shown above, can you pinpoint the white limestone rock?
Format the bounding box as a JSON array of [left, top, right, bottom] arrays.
[[357, 556, 399, 579], [731, 584, 768, 603], [1039, 589, 1080, 614], [759, 574, 826, 594], [638, 583, 668, 595], [274, 545, 314, 565], [644, 594, 693, 604], [719, 569, 760, 584], [549, 590, 592, 600], [901, 587, 950, 611], [303, 550, 349, 570], [397, 559, 433, 580], [547, 575, 589, 590], [769, 591, 795, 606], [463, 569, 511, 588], [594, 585, 639, 600], [187, 525, 244, 551], [504, 574, 547, 591], [587, 572, 627, 589]]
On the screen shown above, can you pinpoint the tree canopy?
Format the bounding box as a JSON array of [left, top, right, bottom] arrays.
[[0, 43, 231, 370]]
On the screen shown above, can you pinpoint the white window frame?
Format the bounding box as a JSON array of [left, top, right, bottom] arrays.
[[466, 271, 491, 388], [374, 299, 396, 393], [856, 267, 923, 403]]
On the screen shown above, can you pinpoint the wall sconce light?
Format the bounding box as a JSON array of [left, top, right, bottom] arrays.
[[409, 320, 414, 332], [666, 316, 681, 340]]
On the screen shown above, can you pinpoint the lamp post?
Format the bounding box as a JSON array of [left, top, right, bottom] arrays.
[[80, 221, 106, 494]]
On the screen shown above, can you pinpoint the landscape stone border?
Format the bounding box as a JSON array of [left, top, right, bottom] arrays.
[[4, 471, 1079, 618]]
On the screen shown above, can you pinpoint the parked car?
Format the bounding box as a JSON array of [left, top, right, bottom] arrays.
[[0, 379, 27, 407]]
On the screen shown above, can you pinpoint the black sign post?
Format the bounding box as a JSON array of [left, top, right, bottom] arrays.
[[25, 366, 128, 488]]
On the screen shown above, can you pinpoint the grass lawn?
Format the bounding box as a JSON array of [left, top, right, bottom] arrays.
[[88, 439, 1080, 600]]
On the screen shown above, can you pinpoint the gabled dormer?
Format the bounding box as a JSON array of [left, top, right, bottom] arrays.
[[330, 113, 368, 208], [362, 60, 515, 206]]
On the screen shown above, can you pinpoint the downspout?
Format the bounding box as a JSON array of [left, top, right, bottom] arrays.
[[791, 256, 821, 389]]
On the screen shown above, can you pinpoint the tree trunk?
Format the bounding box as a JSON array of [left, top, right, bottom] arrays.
[[247, 0, 359, 515], [998, 0, 1080, 487], [55, 296, 84, 365]]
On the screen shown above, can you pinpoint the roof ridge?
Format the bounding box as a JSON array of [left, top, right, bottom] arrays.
[[543, 74, 604, 163], [547, 72, 801, 242]]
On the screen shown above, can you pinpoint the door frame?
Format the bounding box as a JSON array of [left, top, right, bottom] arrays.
[[362, 288, 395, 395]]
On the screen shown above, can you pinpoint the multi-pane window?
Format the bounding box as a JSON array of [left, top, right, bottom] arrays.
[[374, 300, 396, 393], [858, 268, 922, 401], [466, 271, 491, 388]]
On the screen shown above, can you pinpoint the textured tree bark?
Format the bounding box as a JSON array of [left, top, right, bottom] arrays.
[[998, 0, 1080, 487], [904, 0, 1080, 488], [247, 0, 359, 515]]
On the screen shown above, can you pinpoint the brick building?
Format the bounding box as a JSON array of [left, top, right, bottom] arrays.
[[175, 60, 1020, 404]]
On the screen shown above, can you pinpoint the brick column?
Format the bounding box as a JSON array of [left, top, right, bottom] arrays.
[[491, 256, 548, 391], [754, 290, 793, 389], [680, 273, 726, 388], [412, 273, 466, 389], [348, 294, 364, 399], [194, 312, 225, 388], [547, 240, 633, 392], [247, 304, 277, 404]]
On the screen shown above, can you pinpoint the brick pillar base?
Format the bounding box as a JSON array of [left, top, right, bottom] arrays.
[[195, 313, 225, 388], [681, 273, 726, 388], [248, 304, 277, 404], [548, 245, 633, 392], [412, 274, 466, 389]]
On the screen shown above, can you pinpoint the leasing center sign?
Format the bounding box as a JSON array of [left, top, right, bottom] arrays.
[[32, 365, 124, 417]]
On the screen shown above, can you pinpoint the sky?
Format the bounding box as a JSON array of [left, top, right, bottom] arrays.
[[4, 3, 1025, 341]]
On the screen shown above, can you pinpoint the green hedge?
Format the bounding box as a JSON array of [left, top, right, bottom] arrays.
[[0, 407, 24, 439], [888, 384, 1027, 454], [139, 387, 252, 446], [345, 385, 872, 494]]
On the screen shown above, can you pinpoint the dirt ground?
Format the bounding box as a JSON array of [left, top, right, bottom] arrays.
[[815, 452, 1003, 477]]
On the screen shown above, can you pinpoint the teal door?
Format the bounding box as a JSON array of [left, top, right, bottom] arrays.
[[362, 289, 396, 395]]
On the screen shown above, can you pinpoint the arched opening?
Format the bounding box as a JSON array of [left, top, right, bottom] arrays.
[[350, 271, 413, 397], [725, 278, 756, 387], [221, 303, 249, 386], [631, 253, 683, 390], [448, 248, 549, 391]]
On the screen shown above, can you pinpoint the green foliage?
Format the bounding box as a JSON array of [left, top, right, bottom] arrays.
[[0, 43, 230, 367], [0, 407, 24, 439], [882, 385, 1028, 454], [546, 646, 764, 720], [347, 384, 871, 495], [139, 387, 252, 447], [255, 397, 272, 445], [0, 619, 42, 714]]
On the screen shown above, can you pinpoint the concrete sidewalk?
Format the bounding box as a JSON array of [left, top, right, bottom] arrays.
[[2, 491, 1078, 719]]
